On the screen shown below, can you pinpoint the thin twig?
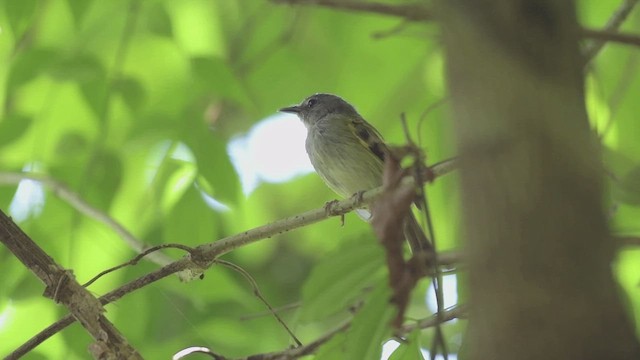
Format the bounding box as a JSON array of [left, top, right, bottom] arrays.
[[239, 302, 301, 321], [239, 305, 465, 360], [417, 97, 450, 148], [584, 0, 640, 61], [271, 0, 433, 21], [237, 320, 351, 360], [216, 260, 302, 347], [372, 149, 423, 327], [6, 260, 188, 359], [83, 244, 194, 288], [371, 21, 411, 39], [0, 172, 173, 265], [582, 28, 640, 48], [399, 304, 468, 334], [400, 115, 449, 360]]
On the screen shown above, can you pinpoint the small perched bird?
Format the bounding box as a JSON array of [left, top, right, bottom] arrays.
[[280, 93, 432, 254]]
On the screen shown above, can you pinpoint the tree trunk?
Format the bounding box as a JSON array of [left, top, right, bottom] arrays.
[[438, 1, 640, 359]]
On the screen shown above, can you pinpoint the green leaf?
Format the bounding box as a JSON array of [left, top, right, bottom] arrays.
[[49, 55, 105, 83], [0, 114, 32, 147], [315, 332, 349, 360], [190, 56, 251, 105], [184, 126, 240, 205], [66, 0, 94, 25], [144, 1, 173, 37], [148, 155, 196, 214], [84, 150, 124, 211], [0, 254, 35, 301], [163, 183, 215, 246], [80, 81, 108, 118], [53, 132, 89, 159], [614, 165, 640, 206], [345, 279, 395, 359], [300, 237, 385, 321], [46, 55, 108, 117], [389, 328, 424, 360], [113, 76, 147, 113], [8, 48, 59, 91], [119, 34, 190, 119], [9, 273, 46, 302], [48, 148, 123, 212], [0, 182, 18, 210], [4, 0, 37, 37]]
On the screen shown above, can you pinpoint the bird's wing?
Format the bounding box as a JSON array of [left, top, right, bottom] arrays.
[[349, 117, 389, 163], [350, 116, 427, 211]]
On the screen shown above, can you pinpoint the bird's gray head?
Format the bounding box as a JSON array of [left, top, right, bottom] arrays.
[[280, 93, 359, 128]]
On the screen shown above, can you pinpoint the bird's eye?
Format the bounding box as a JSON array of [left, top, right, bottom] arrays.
[[307, 98, 317, 107]]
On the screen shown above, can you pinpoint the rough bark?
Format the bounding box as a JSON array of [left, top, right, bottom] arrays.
[[438, 1, 640, 359], [0, 210, 142, 360]]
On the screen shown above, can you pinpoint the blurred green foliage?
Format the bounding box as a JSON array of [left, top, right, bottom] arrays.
[[0, 0, 639, 359]]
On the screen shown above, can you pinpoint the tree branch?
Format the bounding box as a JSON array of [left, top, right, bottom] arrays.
[[194, 158, 457, 261], [0, 210, 142, 359], [7, 159, 458, 358], [617, 236, 640, 246], [273, 0, 640, 54]]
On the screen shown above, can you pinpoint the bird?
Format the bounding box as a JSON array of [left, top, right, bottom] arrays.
[[280, 93, 432, 254]]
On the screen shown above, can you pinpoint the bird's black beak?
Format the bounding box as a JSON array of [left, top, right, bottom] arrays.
[[279, 105, 301, 114]]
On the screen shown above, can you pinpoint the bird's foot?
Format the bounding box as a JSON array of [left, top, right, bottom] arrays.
[[350, 190, 366, 207], [323, 199, 345, 226]]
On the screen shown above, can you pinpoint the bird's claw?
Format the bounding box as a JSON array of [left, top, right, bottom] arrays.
[[351, 190, 366, 207], [324, 199, 345, 226], [324, 199, 340, 216]]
